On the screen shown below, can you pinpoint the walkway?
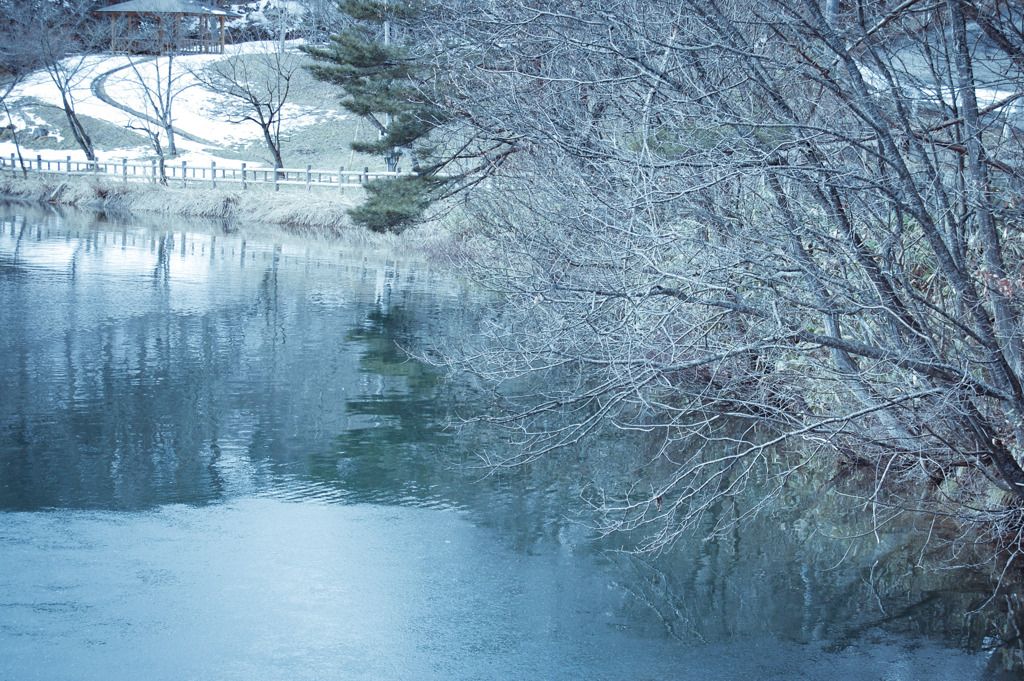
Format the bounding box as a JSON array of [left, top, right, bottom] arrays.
[[89, 59, 213, 146]]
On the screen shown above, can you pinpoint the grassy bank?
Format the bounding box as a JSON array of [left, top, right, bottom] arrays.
[[0, 172, 357, 227], [0, 172, 466, 257]]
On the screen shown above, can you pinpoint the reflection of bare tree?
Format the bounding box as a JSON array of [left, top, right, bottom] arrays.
[[9, 214, 28, 259], [2, 209, 1023, 666], [605, 491, 1019, 663]]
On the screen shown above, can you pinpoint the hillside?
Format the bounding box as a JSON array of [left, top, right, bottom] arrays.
[[0, 41, 388, 174]]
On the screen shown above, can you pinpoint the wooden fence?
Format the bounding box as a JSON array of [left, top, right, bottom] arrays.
[[2, 153, 401, 191]]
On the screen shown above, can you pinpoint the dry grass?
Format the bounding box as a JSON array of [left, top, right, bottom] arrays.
[[0, 172, 464, 259], [2, 173, 356, 225]]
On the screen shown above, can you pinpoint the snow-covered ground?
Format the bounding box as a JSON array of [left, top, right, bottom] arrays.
[[1, 41, 347, 172]]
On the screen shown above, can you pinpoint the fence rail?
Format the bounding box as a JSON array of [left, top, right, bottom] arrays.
[[2, 153, 402, 191]]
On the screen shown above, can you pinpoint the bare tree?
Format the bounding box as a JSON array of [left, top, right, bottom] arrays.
[[0, 86, 27, 177], [386, 0, 1024, 569], [0, 0, 43, 177], [123, 52, 190, 182], [16, 0, 104, 162], [294, 0, 348, 43], [191, 41, 303, 174]]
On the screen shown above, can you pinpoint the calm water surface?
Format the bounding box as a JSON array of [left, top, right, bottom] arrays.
[[0, 207, 1010, 680]]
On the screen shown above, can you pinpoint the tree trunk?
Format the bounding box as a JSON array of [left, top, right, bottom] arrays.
[[263, 125, 284, 177], [165, 123, 177, 157], [60, 91, 95, 162], [1, 101, 28, 178]]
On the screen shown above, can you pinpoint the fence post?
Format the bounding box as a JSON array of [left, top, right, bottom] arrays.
[[0, 159, 420, 190]]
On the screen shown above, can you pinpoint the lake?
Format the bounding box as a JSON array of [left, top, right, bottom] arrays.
[[0, 206, 1014, 680]]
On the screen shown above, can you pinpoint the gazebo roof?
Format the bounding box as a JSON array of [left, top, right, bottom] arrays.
[[96, 0, 242, 18]]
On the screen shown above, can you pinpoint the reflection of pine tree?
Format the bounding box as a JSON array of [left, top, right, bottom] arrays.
[[303, 0, 452, 233]]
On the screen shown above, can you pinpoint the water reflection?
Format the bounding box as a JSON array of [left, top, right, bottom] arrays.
[[0, 207, 1019, 679], [0, 208, 465, 511]]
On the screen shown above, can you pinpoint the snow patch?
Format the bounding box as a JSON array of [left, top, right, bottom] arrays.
[[1, 42, 343, 172]]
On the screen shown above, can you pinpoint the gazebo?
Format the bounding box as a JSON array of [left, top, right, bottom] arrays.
[[96, 0, 243, 55]]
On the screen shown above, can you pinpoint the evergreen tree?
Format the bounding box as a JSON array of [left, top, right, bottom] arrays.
[[303, 0, 453, 233]]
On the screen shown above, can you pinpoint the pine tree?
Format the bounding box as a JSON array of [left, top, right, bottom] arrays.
[[303, 0, 452, 233]]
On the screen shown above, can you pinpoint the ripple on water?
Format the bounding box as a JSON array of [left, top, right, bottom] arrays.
[[0, 500, 996, 681], [0, 209, 1010, 680]]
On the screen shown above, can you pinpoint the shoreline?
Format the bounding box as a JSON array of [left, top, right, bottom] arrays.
[[0, 173, 466, 259]]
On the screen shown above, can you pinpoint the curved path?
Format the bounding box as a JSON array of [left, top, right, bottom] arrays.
[[90, 60, 213, 146]]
